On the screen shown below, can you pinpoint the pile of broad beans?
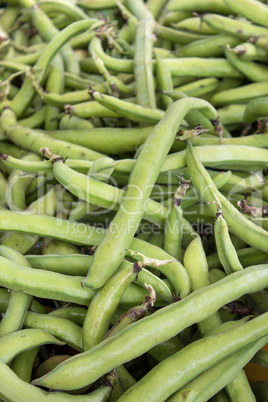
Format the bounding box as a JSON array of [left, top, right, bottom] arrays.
[[0, 0, 268, 400]]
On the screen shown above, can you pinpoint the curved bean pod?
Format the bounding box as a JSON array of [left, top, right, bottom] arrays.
[[0, 329, 64, 364], [91, 91, 164, 123], [186, 141, 268, 253], [47, 125, 154, 154], [117, 313, 268, 401], [0, 255, 97, 305], [23, 312, 83, 351], [1, 109, 105, 161], [0, 172, 7, 207], [6, 153, 40, 211], [10, 18, 103, 118], [167, 0, 232, 14], [134, 19, 156, 108], [224, 45, 268, 82], [207, 247, 268, 270], [233, 42, 268, 62], [211, 82, 268, 106], [163, 58, 243, 78], [214, 212, 244, 275], [0, 246, 32, 337], [82, 264, 138, 350], [44, 54, 64, 131], [83, 98, 217, 290], [168, 337, 266, 402], [175, 34, 241, 58], [19, 107, 46, 129], [38, 0, 88, 20], [223, 0, 268, 28], [49, 153, 167, 227], [191, 132, 268, 147], [48, 306, 87, 326], [173, 17, 218, 34], [203, 13, 268, 40], [26, 254, 93, 276], [119, 262, 173, 303], [32, 265, 268, 390], [183, 236, 222, 335], [244, 96, 268, 124], [174, 77, 219, 97], [0, 361, 113, 402], [155, 53, 173, 110], [162, 145, 268, 172], [162, 91, 217, 134], [10, 347, 39, 383]]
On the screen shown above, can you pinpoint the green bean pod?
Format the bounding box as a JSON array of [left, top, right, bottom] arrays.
[[211, 82, 268, 106], [32, 265, 268, 390], [0, 254, 97, 305], [167, 0, 232, 14], [175, 34, 241, 58], [223, 0, 268, 27], [224, 45, 268, 82], [82, 264, 139, 351], [0, 328, 64, 364], [183, 236, 222, 335], [38, 0, 88, 20], [134, 19, 156, 108], [48, 306, 87, 326], [203, 13, 268, 40], [186, 141, 268, 253], [1, 109, 105, 161], [44, 54, 64, 131], [49, 153, 167, 227], [244, 96, 268, 124], [0, 246, 32, 337], [208, 247, 268, 270], [233, 42, 268, 62], [83, 98, 217, 290], [10, 347, 39, 383], [0, 360, 113, 401], [91, 91, 164, 123], [0, 186, 57, 254], [47, 125, 153, 154], [174, 78, 219, 98], [118, 261, 174, 303], [168, 337, 265, 402], [155, 53, 173, 110], [0, 171, 7, 207], [173, 17, 218, 34], [6, 153, 41, 211], [214, 211, 244, 275], [19, 107, 46, 129], [23, 312, 83, 351], [10, 18, 103, 118], [117, 314, 268, 401]]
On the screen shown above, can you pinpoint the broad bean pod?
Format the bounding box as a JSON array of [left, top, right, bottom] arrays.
[[169, 336, 265, 402], [117, 313, 268, 401], [0, 328, 64, 364], [32, 265, 268, 390], [186, 141, 268, 253], [0, 360, 113, 401], [82, 97, 218, 290]]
